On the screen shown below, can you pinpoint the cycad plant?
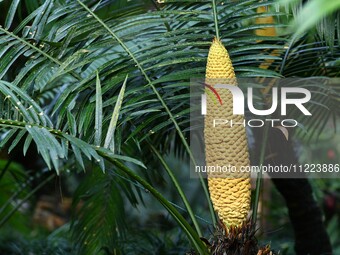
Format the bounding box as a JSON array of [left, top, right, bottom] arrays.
[[0, 0, 339, 254]]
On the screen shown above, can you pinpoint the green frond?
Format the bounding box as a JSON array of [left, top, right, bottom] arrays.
[[71, 168, 128, 255]]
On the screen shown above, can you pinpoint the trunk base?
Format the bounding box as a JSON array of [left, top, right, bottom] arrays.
[[188, 221, 277, 255]]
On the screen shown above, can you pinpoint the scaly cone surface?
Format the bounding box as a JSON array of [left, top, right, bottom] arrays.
[[204, 38, 251, 227]]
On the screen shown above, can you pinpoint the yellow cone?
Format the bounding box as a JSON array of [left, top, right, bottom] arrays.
[[205, 38, 251, 227]]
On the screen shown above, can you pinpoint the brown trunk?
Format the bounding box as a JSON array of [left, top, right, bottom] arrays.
[[253, 127, 332, 255]]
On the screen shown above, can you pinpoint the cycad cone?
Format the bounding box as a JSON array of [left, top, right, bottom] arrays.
[[204, 39, 251, 227]]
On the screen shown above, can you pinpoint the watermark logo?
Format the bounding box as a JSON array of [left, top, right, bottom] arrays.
[[202, 85, 312, 116], [200, 81, 312, 128]]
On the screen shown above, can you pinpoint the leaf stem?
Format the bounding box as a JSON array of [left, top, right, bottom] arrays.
[[252, 123, 269, 227], [150, 143, 202, 236], [0, 174, 55, 228], [0, 159, 12, 182], [0, 27, 81, 80], [212, 0, 220, 40]]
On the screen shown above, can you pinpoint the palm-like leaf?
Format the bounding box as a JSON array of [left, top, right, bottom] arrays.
[[0, 78, 206, 253], [1, 0, 284, 149]]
